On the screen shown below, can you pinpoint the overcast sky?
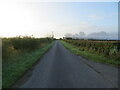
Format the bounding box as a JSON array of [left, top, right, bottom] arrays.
[[0, 0, 118, 38]]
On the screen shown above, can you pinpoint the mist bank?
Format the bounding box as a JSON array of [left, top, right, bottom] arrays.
[[64, 31, 118, 40]]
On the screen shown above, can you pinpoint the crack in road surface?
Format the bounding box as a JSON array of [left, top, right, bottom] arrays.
[[19, 41, 118, 88]]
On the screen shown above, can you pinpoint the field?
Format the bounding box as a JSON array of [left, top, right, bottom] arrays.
[[62, 40, 120, 67], [2, 36, 54, 88], [2, 38, 120, 88]]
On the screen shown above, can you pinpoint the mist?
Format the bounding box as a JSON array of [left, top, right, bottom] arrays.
[[64, 31, 118, 40]]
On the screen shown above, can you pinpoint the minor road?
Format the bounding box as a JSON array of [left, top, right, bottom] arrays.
[[20, 40, 118, 88]]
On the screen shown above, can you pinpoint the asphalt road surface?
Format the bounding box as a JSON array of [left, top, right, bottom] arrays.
[[20, 41, 117, 88]]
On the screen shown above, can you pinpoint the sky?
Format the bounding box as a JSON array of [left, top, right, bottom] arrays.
[[0, 0, 118, 39]]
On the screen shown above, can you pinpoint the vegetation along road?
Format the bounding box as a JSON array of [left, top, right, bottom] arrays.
[[18, 40, 118, 88]]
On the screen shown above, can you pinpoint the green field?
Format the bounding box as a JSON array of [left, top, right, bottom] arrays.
[[2, 36, 54, 88], [61, 40, 120, 67]]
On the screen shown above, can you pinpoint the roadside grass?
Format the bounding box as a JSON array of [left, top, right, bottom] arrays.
[[3, 41, 54, 88], [61, 41, 119, 67]]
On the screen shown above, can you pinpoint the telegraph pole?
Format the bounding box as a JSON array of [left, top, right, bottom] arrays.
[[52, 31, 54, 39]]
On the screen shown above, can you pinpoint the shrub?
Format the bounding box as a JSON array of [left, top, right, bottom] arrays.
[[63, 39, 120, 60], [2, 36, 53, 63]]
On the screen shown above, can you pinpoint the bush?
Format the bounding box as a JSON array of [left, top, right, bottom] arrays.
[[63, 40, 120, 60], [2, 36, 53, 63]]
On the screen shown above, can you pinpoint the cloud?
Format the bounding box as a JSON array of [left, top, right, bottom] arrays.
[[87, 31, 118, 40], [65, 33, 73, 37], [58, 21, 117, 39], [87, 14, 102, 20], [87, 31, 107, 39], [0, 1, 117, 38], [72, 32, 86, 39], [65, 31, 118, 40]]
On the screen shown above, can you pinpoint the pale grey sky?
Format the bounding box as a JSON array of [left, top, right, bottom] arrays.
[[0, 0, 118, 39]]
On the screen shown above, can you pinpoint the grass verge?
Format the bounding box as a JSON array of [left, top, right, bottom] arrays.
[[3, 41, 54, 88], [61, 41, 119, 67]]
